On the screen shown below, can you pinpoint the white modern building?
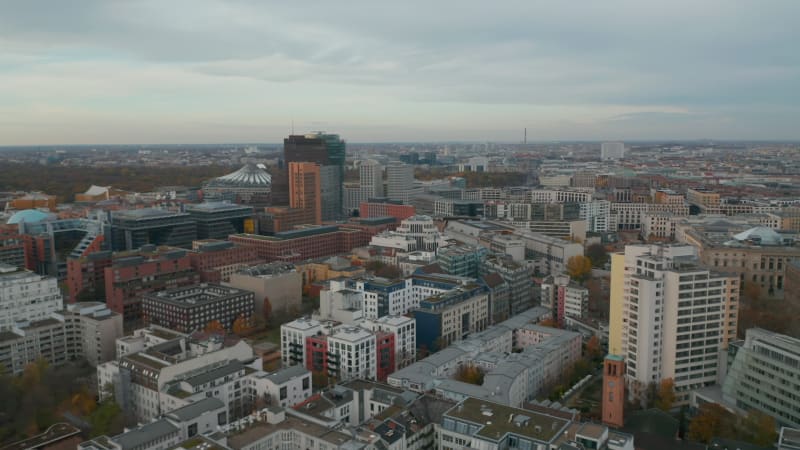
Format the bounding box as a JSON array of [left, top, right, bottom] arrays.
[[601, 142, 625, 161], [0, 264, 63, 331], [580, 200, 612, 233], [328, 326, 377, 381], [723, 328, 800, 428], [249, 365, 313, 409], [99, 333, 261, 422], [363, 315, 417, 369], [281, 317, 325, 367]]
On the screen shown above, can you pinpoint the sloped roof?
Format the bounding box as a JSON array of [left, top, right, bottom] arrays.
[[83, 185, 110, 196], [730, 226, 783, 246], [6, 209, 52, 224]]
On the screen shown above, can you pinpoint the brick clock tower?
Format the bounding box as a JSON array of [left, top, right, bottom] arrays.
[[602, 354, 625, 428]]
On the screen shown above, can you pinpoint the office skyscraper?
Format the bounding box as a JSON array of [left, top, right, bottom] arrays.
[[288, 162, 322, 225], [386, 162, 414, 202], [284, 133, 346, 220], [359, 159, 383, 200]]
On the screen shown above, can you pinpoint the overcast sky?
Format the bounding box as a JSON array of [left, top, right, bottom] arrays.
[[1, 0, 798, 144]]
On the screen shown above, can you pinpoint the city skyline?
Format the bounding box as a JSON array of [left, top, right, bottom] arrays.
[[1, 1, 799, 145]]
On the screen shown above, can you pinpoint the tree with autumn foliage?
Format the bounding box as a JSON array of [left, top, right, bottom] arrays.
[[585, 335, 602, 361], [688, 402, 777, 446], [204, 320, 225, 334], [688, 403, 735, 443], [566, 255, 592, 282], [538, 317, 559, 328], [455, 364, 485, 385], [655, 378, 676, 411], [232, 314, 253, 336], [740, 410, 778, 447]]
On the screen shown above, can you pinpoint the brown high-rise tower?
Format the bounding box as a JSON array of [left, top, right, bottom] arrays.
[[602, 354, 625, 428], [288, 162, 322, 225]]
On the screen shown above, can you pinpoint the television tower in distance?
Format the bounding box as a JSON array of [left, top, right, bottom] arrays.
[[524, 127, 527, 145]]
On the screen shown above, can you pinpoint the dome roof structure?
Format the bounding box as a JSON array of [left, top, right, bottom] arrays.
[[207, 164, 271, 187], [727, 226, 784, 246], [6, 209, 52, 225]]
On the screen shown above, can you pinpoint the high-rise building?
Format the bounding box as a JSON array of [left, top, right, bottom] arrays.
[[386, 162, 414, 202], [0, 264, 63, 331], [288, 162, 322, 225], [284, 133, 345, 220], [602, 355, 625, 428], [601, 142, 625, 161], [359, 159, 383, 200], [608, 244, 739, 405]]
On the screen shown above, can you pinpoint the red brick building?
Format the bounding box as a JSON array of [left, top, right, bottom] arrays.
[[360, 201, 416, 221], [229, 225, 372, 263], [66, 249, 113, 303], [103, 247, 200, 325], [306, 334, 329, 376], [375, 331, 396, 382], [188, 240, 261, 283]]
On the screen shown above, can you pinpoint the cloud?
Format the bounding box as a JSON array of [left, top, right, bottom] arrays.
[[0, 0, 798, 143]]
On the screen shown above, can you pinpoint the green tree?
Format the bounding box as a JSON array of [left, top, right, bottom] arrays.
[[585, 244, 609, 268], [88, 401, 124, 438]]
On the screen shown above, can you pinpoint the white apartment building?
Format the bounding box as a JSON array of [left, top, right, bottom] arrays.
[[61, 302, 124, 366], [0, 302, 123, 375], [99, 336, 259, 422], [363, 315, 417, 369], [540, 275, 588, 326], [0, 264, 63, 331], [281, 318, 324, 367], [609, 244, 739, 405], [249, 365, 312, 409], [317, 280, 365, 324], [327, 326, 377, 381]]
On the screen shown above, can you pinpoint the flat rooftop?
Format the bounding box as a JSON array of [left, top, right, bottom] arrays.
[[445, 397, 569, 443], [226, 416, 353, 449]]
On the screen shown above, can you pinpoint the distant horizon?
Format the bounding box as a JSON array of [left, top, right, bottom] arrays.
[[1, 137, 798, 150]]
